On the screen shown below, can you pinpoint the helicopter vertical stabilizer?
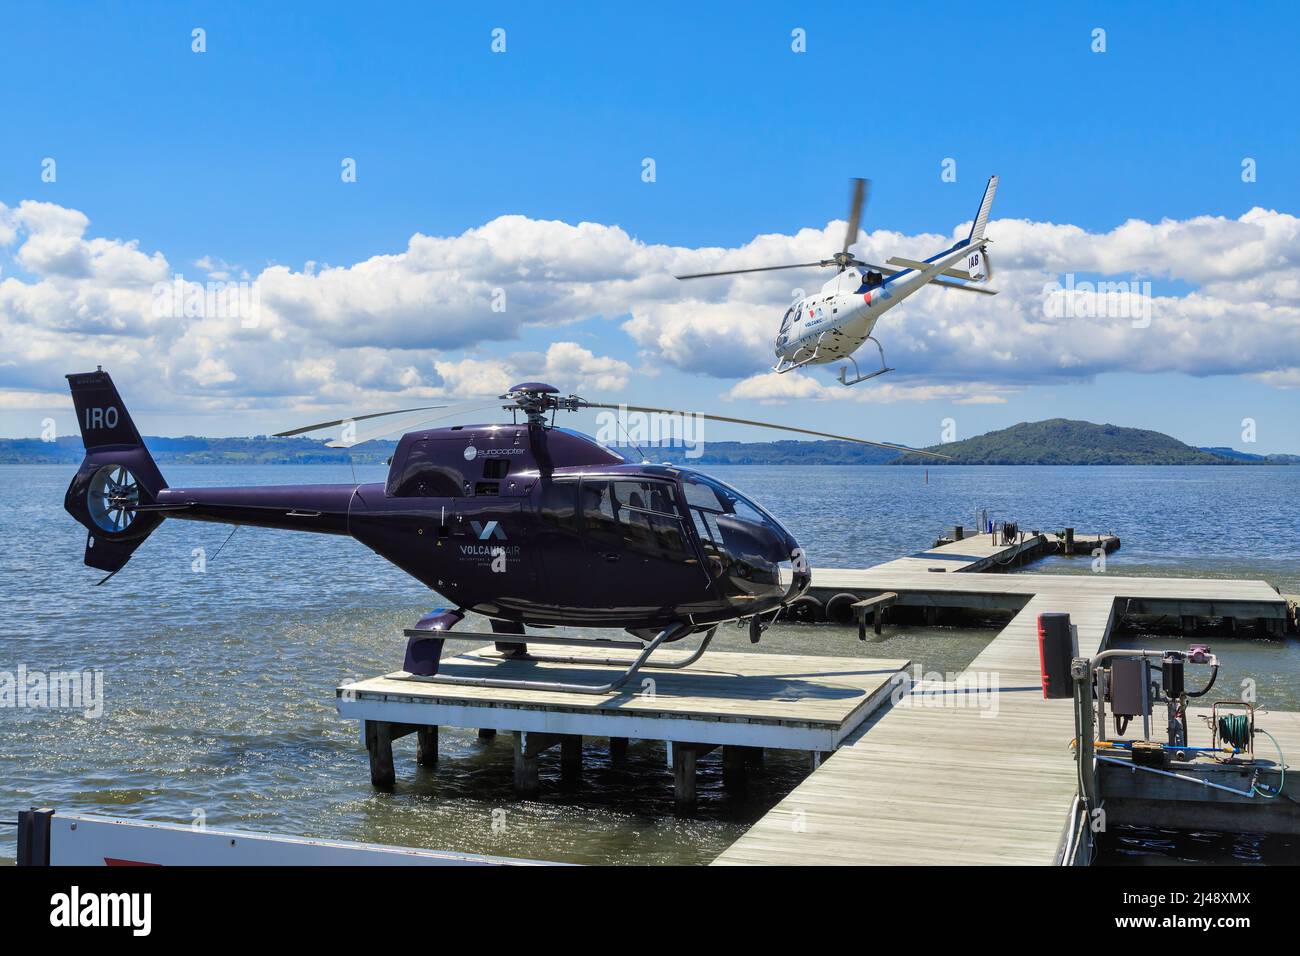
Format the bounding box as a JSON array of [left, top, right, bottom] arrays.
[[967, 174, 998, 243], [63, 370, 168, 577]]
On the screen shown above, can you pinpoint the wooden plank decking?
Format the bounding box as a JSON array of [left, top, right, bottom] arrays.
[[338, 647, 910, 753], [715, 564, 1288, 866], [852, 531, 1048, 576]]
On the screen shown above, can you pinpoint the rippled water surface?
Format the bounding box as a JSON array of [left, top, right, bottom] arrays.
[[2, 464, 1297, 864]]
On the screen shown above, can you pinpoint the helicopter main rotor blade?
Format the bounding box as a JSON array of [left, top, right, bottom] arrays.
[[842, 178, 868, 255], [580, 402, 951, 460], [325, 400, 507, 448], [674, 261, 827, 280], [274, 404, 456, 437]]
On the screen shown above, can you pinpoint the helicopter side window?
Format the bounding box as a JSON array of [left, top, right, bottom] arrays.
[[581, 479, 689, 559], [390, 441, 464, 497], [581, 480, 619, 543], [538, 479, 581, 535], [682, 479, 726, 555]]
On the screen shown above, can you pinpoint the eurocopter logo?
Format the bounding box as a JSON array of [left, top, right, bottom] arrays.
[[465, 445, 524, 460], [471, 520, 507, 541]]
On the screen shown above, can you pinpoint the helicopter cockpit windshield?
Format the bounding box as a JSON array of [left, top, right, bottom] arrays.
[[680, 472, 802, 603], [779, 306, 796, 335]]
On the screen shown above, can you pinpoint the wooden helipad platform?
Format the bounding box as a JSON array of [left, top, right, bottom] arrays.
[[337, 646, 910, 801], [339, 646, 908, 751]]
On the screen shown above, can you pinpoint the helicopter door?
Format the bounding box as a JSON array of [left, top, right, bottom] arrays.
[[530, 477, 588, 618], [578, 478, 705, 618], [451, 497, 536, 617]]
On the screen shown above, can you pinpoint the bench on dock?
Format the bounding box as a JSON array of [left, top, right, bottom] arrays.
[[852, 592, 897, 640]]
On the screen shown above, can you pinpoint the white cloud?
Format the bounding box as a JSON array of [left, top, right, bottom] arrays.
[[2, 197, 1298, 432]]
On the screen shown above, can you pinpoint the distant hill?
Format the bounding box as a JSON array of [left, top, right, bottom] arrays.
[[0, 422, 1291, 466], [607, 440, 900, 466], [895, 419, 1245, 465], [1198, 446, 1300, 464], [0, 435, 397, 465]]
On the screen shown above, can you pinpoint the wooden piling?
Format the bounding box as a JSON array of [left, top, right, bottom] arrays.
[[513, 731, 560, 796], [672, 745, 697, 808], [416, 726, 439, 767], [1064, 527, 1075, 556], [560, 734, 582, 787], [365, 720, 395, 790], [671, 743, 717, 809], [609, 736, 629, 762], [478, 728, 497, 740], [722, 745, 748, 791]]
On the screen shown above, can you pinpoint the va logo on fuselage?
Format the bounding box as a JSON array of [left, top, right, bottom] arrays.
[[471, 520, 507, 541]]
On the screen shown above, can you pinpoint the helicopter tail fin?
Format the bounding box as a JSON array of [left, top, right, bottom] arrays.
[[967, 175, 998, 244], [63, 369, 168, 579]]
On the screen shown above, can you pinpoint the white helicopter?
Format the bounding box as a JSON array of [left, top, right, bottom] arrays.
[[677, 175, 999, 385]]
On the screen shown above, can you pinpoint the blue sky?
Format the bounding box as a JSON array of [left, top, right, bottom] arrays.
[[2, 1, 1297, 451]]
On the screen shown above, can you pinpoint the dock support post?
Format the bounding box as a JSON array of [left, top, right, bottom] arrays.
[[1181, 615, 1197, 635], [722, 745, 748, 791], [365, 720, 396, 790], [743, 746, 765, 769], [670, 742, 717, 810], [513, 731, 561, 796], [810, 751, 833, 770], [560, 734, 582, 788], [954, 524, 964, 541], [609, 736, 629, 763], [672, 745, 698, 809], [478, 728, 497, 740], [1064, 527, 1075, 556], [416, 726, 439, 767]]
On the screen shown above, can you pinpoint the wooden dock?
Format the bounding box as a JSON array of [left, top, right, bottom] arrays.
[[714, 553, 1288, 865], [337, 646, 909, 805], [333, 525, 1291, 863]]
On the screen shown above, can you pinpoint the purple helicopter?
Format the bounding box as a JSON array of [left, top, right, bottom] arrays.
[[63, 369, 942, 688]]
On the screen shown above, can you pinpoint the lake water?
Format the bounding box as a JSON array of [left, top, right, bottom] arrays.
[[2, 463, 1297, 865]]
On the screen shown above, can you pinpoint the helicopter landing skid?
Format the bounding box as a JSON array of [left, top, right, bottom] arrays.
[[837, 337, 894, 386], [401, 619, 709, 695]]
